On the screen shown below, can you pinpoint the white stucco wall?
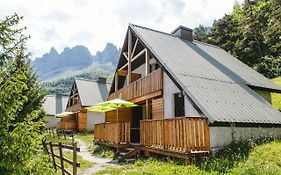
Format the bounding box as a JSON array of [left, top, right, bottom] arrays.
[[87, 111, 105, 132], [163, 72, 202, 118], [163, 72, 180, 118], [45, 115, 60, 129], [132, 64, 146, 78], [210, 126, 281, 149]]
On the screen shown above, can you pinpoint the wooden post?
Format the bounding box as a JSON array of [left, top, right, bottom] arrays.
[[58, 142, 65, 175], [50, 142, 57, 170], [146, 99, 150, 119], [145, 49, 150, 75], [115, 73, 118, 92], [128, 29, 132, 85], [73, 142, 78, 175]]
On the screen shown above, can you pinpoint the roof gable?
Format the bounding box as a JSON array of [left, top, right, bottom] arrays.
[[74, 79, 109, 107]]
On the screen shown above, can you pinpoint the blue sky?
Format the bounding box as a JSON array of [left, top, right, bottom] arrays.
[[1, 0, 242, 58]]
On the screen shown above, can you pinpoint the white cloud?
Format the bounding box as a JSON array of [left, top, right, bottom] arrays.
[[0, 0, 243, 58]]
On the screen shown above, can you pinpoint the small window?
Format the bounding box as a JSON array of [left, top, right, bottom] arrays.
[[174, 93, 185, 117]]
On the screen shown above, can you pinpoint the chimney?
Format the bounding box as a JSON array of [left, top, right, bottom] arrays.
[[97, 77, 106, 84], [171, 26, 193, 41]]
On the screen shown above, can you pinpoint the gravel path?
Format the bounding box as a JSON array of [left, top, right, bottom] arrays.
[[74, 138, 119, 175]]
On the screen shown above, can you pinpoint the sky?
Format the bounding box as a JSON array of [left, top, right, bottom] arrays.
[[1, 0, 242, 59]]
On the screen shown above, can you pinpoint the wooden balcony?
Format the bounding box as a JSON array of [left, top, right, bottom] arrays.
[[108, 68, 163, 101], [94, 122, 131, 145], [140, 117, 210, 153]]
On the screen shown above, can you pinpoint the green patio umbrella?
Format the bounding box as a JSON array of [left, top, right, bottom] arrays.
[[55, 111, 76, 118], [96, 98, 138, 121], [85, 105, 115, 113]]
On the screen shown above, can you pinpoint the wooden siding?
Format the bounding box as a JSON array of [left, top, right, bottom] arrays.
[[108, 69, 163, 102], [66, 103, 81, 112], [94, 122, 130, 144], [152, 97, 164, 120], [105, 108, 132, 122], [78, 112, 87, 132], [140, 117, 210, 153], [57, 115, 77, 131]]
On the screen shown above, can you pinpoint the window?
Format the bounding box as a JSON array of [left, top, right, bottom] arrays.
[[174, 93, 185, 117]]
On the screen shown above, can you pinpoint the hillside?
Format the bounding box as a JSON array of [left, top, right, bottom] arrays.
[[32, 43, 120, 80], [272, 77, 281, 111], [42, 66, 113, 95]]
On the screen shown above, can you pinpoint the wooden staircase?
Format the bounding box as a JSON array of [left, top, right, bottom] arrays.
[[118, 144, 143, 159]]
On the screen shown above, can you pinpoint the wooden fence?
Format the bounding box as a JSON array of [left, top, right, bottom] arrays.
[[42, 138, 80, 175], [108, 68, 162, 101], [140, 117, 210, 153], [94, 122, 130, 144]]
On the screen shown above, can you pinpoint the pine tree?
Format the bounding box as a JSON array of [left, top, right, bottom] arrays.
[[0, 14, 53, 175]]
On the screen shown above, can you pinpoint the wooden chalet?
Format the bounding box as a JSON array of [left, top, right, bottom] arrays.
[[94, 24, 281, 161], [57, 77, 109, 132]]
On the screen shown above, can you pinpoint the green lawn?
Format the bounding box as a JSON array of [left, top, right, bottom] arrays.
[[75, 132, 94, 145], [95, 139, 281, 175], [272, 77, 281, 111]]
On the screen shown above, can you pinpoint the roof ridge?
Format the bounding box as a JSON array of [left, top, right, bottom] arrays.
[[129, 23, 178, 38], [193, 39, 221, 49]]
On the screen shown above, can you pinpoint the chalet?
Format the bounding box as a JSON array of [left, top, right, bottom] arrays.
[[57, 77, 109, 132], [43, 94, 68, 128], [94, 24, 281, 160]]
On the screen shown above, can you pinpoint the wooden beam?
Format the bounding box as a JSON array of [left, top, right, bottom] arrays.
[[131, 38, 138, 58], [128, 30, 132, 85], [118, 48, 146, 71], [115, 73, 118, 92], [131, 90, 162, 103], [146, 99, 150, 119], [123, 52, 128, 60], [145, 49, 150, 75]]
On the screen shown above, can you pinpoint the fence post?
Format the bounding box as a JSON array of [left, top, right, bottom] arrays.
[[73, 142, 77, 175], [49, 142, 57, 170], [58, 142, 65, 175]]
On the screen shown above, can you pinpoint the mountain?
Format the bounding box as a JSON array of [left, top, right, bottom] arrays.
[[32, 43, 120, 80]]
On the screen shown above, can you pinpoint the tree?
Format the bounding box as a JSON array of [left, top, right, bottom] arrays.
[[254, 55, 281, 79], [193, 0, 281, 78], [193, 25, 210, 43], [0, 14, 53, 174]]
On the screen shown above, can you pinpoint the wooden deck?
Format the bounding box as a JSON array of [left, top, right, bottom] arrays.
[[108, 69, 163, 102], [140, 117, 210, 153], [94, 117, 210, 160], [94, 122, 131, 145]]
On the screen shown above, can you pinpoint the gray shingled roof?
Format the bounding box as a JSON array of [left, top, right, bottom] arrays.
[[130, 24, 281, 124], [75, 79, 109, 107]]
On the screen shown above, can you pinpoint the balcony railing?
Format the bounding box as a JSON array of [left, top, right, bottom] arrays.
[[94, 122, 131, 144], [108, 68, 162, 101], [140, 117, 210, 153]]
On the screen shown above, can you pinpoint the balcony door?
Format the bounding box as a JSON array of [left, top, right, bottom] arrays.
[[130, 104, 145, 143]]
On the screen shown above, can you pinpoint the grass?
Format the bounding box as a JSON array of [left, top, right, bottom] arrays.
[[75, 132, 94, 145], [272, 77, 281, 111], [89, 143, 116, 159], [96, 138, 281, 175]]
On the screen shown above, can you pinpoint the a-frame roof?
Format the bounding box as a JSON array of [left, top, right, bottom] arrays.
[[73, 78, 110, 107], [117, 24, 281, 125]]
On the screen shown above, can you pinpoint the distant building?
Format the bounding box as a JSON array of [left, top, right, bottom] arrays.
[[43, 94, 68, 128], [58, 77, 110, 132]]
